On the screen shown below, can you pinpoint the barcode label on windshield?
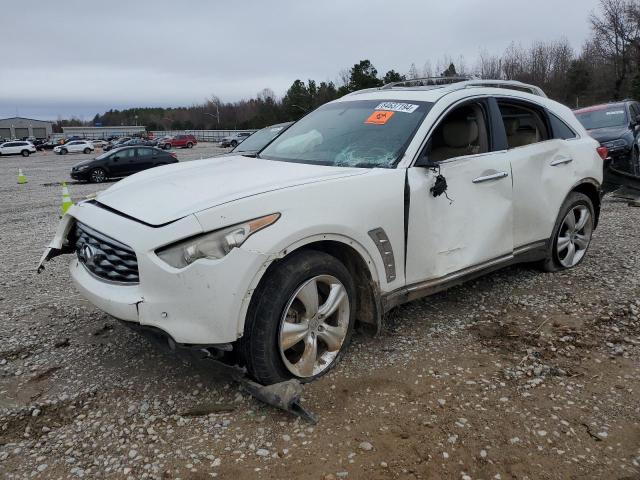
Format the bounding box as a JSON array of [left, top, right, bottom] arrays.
[[375, 102, 419, 113]]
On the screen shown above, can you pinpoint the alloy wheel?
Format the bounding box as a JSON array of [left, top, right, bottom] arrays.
[[278, 275, 350, 378], [557, 205, 593, 268], [90, 168, 106, 183]]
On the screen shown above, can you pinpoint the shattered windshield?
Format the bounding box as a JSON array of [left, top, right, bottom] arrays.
[[259, 100, 432, 168]]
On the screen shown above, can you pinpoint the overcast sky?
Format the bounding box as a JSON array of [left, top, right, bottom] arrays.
[[0, 0, 601, 120]]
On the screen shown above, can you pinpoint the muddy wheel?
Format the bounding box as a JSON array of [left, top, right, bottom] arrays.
[[541, 192, 594, 272], [240, 250, 355, 385]]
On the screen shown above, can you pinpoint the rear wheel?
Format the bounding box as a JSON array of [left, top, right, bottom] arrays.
[[240, 250, 355, 385], [21, 150, 30, 157], [230, 140, 238, 147], [541, 192, 594, 272], [89, 167, 107, 183], [83, 148, 91, 154], [631, 146, 640, 175]]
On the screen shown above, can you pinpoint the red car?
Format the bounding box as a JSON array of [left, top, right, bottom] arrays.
[[159, 134, 197, 149]]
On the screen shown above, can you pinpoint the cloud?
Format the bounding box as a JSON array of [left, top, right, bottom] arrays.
[[0, 0, 600, 119]]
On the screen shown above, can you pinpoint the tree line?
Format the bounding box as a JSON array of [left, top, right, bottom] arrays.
[[55, 0, 640, 133]]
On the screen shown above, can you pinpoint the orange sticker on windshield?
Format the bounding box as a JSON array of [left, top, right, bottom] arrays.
[[365, 110, 394, 125]]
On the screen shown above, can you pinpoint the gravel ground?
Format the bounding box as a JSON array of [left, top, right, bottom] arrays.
[[0, 148, 639, 479]]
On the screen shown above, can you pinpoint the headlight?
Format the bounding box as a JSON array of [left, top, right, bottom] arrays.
[[156, 213, 280, 268], [77, 165, 90, 171]]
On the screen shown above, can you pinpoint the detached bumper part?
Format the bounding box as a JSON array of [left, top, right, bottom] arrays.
[[204, 358, 317, 424]]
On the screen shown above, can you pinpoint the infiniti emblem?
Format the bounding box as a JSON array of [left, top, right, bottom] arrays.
[[79, 244, 97, 267]]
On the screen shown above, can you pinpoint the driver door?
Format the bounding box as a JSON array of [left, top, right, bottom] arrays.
[[405, 98, 514, 285]]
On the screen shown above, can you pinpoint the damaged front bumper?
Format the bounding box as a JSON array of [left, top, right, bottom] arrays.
[[38, 202, 271, 345]]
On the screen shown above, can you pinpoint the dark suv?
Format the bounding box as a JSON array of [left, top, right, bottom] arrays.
[[574, 100, 640, 175]]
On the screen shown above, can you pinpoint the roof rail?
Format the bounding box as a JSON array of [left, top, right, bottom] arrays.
[[379, 77, 547, 98], [380, 76, 476, 89]]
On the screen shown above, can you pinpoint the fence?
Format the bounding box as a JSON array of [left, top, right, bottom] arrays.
[[151, 130, 257, 142]]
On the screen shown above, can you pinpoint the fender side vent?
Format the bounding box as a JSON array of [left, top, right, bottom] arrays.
[[368, 228, 396, 283]]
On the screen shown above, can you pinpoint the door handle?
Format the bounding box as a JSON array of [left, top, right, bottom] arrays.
[[550, 156, 573, 166], [472, 171, 509, 183]]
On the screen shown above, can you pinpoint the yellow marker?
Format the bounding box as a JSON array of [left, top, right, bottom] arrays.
[[60, 182, 73, 217], [17, 168, 27, 184]]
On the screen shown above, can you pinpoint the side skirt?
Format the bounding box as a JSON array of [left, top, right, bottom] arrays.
[[381, 240, 547, 313]]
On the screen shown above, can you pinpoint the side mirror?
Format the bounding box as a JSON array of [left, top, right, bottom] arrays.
[[414, 154, 439, 169]]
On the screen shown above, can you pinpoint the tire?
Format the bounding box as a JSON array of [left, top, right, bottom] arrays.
[[631, 146, 640, 176], [89, 168, 107, 183], [186, 142, 193, 148], [60, 149, 67, 155], [230, 140, 238, 147], [541, 192, 595, 272], [240, 250, 356, 385], [83, 148, 91, 154], [21, 150, 30, 157], [163, 144, 171, 150]]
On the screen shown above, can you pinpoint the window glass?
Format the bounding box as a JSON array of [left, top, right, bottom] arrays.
[[574, 105, 627, 129], [261, 99, 432, 168], [113, 148, 135, 159], [498, 102, 550, 148], [549, 113, 577, 140], [137, 148, 154, 157], [427, 102, 489, 162]]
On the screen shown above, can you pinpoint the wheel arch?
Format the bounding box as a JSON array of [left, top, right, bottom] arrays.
[[570, 178, 601, 228], [239, 235, 384, 340]]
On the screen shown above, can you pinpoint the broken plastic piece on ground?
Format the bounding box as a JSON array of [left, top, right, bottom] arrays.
[[240, 378, 317, 424], [204, 358, 317, 424]]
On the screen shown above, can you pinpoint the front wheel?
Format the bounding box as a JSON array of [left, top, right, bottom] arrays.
[[541, 192, 594, 272], [89, 168, 107, 183], [163, 144, 171, 150], [186, 142, 193, 148], [240, 250, 355, 385], [230, 140, 238, 147], [59, 149, 67, 155], [21, 150, 30, 157]]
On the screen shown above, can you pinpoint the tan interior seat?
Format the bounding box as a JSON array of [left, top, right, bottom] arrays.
[[430, 120, 480, 162], [504, 117, 539, 148]]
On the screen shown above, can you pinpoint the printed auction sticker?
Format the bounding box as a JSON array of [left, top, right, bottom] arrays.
[[375, 102, 419, 113], [365, 110, 394, 125], [606, 110, 624, 115]]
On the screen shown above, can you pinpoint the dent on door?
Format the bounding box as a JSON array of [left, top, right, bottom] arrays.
[[405, 155, 513, 285]]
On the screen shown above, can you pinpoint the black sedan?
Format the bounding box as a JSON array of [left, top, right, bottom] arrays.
[[70, 146, 178, 183]]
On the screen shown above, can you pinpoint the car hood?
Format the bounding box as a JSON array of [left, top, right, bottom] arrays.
[[586, 126, 630, 143], [72, 158, 96, 168], [94, 156, 368, 226]]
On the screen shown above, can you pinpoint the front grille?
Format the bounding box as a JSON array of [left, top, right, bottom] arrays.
[[74, 222, 139, 284]]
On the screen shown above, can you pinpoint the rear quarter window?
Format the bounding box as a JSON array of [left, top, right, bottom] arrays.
[[549, 113, 577, 140]]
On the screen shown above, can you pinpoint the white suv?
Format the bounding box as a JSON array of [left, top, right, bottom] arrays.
[[54, 140, 94, 155], [0, 140, 36, 157], [39, 79, 604, 385]]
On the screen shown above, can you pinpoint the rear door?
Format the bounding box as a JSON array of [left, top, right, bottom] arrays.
[[134, 148, 156, 172], [494, 98, 580, 248], [405, 97, 514, 284]]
